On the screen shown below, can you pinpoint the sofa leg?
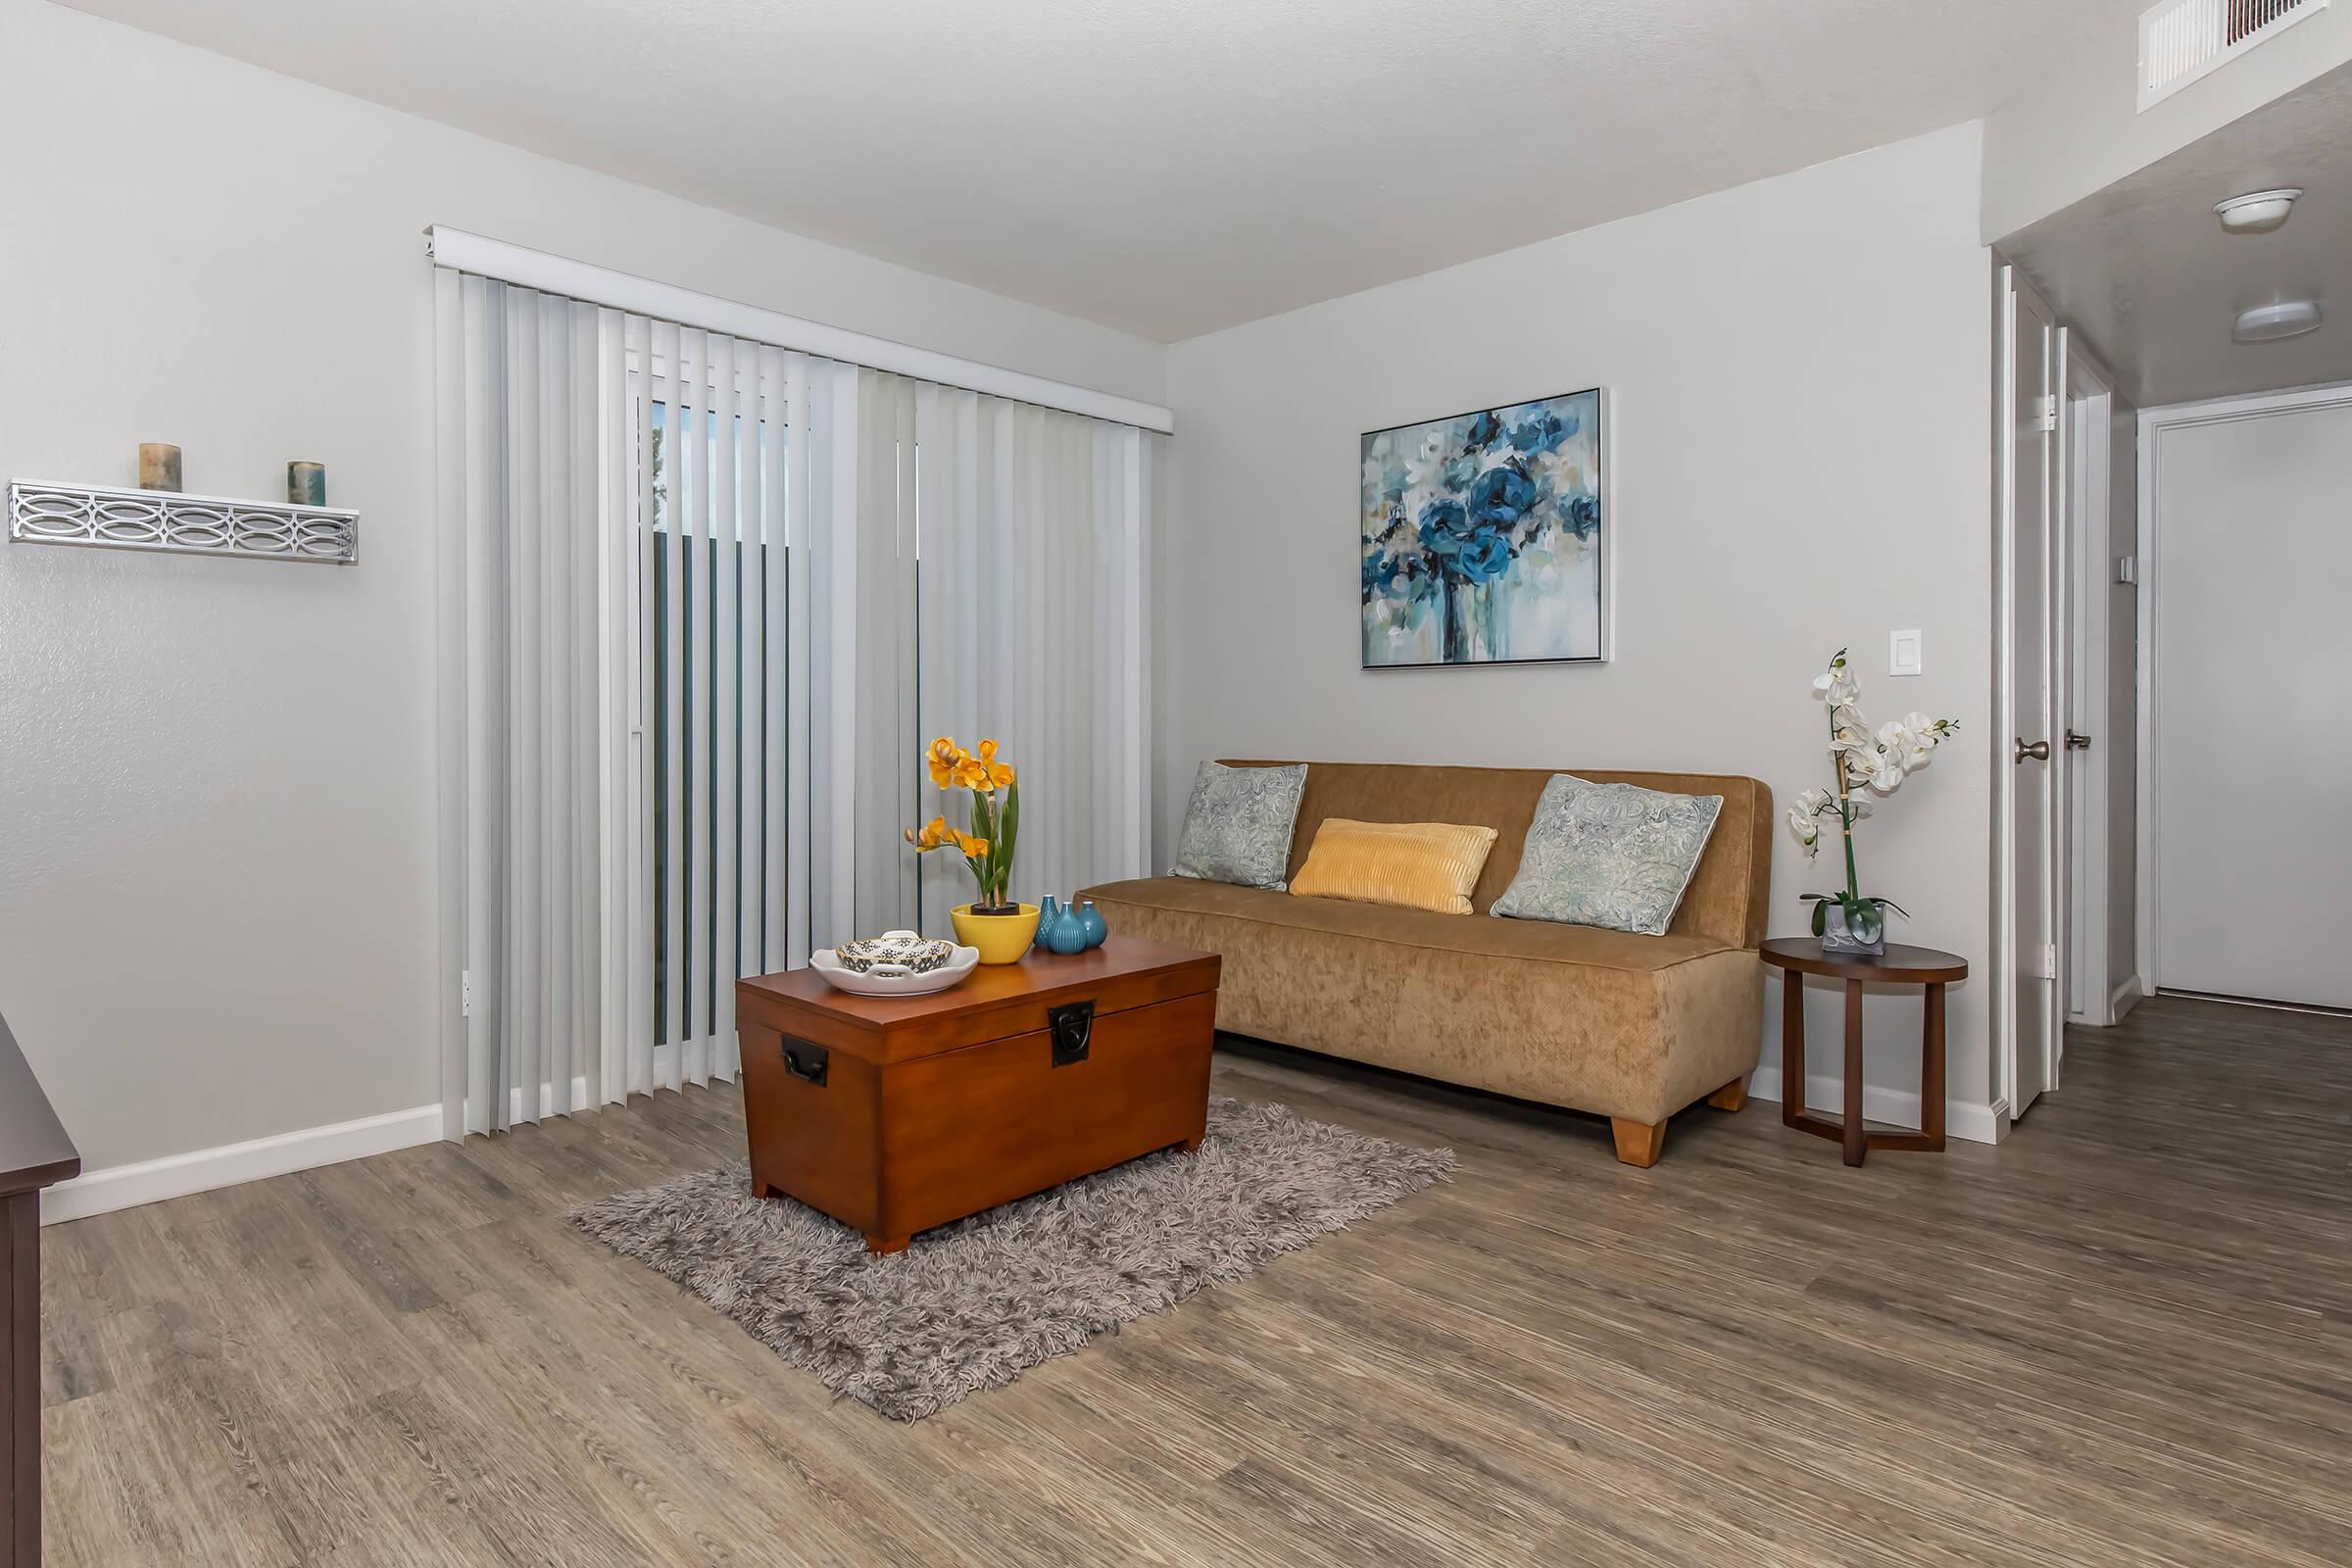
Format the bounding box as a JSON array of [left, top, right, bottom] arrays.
[[1610, 1117, 1667, 1168], [1706, 1077, 1748, 1112]]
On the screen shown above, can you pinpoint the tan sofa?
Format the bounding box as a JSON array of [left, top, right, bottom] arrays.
[[1081, 761, 1771, 1166]]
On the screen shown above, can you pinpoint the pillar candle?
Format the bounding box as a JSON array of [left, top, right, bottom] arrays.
[[287, 462, 326, 508], [137, 443, 182, 493]]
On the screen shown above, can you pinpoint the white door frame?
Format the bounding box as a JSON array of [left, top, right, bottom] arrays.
[[2135, 380, 2352, 994], [2060, 338, 2117, 1028], [1992, 263, 2068, 1125]]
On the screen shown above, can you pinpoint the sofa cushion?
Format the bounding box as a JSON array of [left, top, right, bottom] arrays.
[[1214, 760, 1771, 949], [1085, 876, 1734, 971], [1287, 818, 1498, 915], [1170, 761, 1308, 890], [1491, 774, 1723, 936]]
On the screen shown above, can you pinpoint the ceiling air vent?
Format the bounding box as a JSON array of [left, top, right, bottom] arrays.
[[2139, 0, 2329, 109]]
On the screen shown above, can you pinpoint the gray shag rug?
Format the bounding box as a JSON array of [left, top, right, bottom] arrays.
[[569, 1096, 1453, 1420]]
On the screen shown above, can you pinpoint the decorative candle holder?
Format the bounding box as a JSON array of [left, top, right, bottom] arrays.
[[287, 462, 326, 508], [138, 444, 182, 493]]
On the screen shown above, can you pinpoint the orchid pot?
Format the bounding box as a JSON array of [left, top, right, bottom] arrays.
[[908, 736, 1030, 961], [1808, 893, 1900, 956], [1787, 649, 1959, 958], [950, 903, 1041, 965]]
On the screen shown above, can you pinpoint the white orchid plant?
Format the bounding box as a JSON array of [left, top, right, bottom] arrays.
[[1788, 649, 1959, 945]]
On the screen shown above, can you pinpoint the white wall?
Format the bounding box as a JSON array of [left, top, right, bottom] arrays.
[[0, 0, 1164, 1177], [1159, 124, 2002, 1130]]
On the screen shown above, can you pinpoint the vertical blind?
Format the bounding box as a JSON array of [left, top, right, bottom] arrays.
[[435, 276, 1159, 1138], [433, 277, 627, 1134], [911, 393, 1154, 937]]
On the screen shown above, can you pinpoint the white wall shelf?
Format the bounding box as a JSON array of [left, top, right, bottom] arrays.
[[7, 479, 359, 564]]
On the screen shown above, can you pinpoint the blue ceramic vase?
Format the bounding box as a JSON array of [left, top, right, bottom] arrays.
[[1075, 897, 1108, 950], [1041, 897, 1090, 955]]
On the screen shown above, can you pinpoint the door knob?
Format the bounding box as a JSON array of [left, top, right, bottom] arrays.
[[2014, 738, 2051, 763], [2065, 731, 2092, 751]]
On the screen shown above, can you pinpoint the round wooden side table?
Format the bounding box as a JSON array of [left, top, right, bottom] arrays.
[[1760, 937, 1968, 1167]]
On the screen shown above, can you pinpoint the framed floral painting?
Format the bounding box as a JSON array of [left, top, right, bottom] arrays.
[[1359, 388, 1607, 667]]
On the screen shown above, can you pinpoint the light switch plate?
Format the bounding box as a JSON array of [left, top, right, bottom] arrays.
[[1888, 629, 1924, 677]]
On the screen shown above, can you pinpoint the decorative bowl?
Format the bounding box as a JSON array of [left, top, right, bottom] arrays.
[[809, 941, 980, 997], [833, 930, 957, 974], [950, 903, 1041, 965]]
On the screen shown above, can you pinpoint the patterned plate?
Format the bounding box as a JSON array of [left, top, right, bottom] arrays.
[[809, 944, 980, 997]]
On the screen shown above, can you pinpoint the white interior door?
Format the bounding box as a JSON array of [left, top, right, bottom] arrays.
[[2001, 269, 2062, 1118], [2150, 395, 2352, 1007], [2061, 350, 2117, 1029]]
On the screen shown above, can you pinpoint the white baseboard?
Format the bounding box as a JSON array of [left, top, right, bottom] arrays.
[[43, 1053, 1989, 1225], [41, 1101, 443, 1226], [43, 1067, 719, 1226], [1746, 1066, 2000, 1146], [2110, 973, 2145, 1020]]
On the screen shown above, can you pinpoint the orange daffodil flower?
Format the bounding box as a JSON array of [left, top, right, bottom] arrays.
[[970, 738, 1016, 791], [904, 816, 988, 860], [905, 735, 1020, 909], [922, 735, 1014, 795]]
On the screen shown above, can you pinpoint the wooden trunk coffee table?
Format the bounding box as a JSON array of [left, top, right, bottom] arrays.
[[735, 937, 1221, 1253]]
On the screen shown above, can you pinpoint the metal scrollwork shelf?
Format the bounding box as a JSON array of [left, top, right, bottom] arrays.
[[7, 479, 359, 564]]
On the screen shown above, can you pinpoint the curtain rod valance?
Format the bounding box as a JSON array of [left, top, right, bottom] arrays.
[[422, 226, 1174, 435]]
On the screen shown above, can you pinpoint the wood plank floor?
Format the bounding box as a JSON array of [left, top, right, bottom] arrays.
[[40, 995, 2351, 1566]]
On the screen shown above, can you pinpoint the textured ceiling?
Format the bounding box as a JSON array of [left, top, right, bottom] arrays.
[[2000, 62, 2352, 407], [62, 0, 2145, 340]]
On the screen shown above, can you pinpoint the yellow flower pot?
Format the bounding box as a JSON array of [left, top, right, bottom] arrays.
[[951, 903, 1041, 965]]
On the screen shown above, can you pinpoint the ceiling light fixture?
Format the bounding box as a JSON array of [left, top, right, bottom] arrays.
[[2214, 188, 2303, 233], [2231, 301, 2323, 343]]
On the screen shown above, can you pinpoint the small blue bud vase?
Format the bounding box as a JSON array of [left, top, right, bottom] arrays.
[[1041, 897, 1089, 955], [1075, 897, 1107, 951], [1039, 894, 1062, 932]]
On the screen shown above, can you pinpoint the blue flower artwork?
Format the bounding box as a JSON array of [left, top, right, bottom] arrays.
[[1360, 389, 1606, 667]]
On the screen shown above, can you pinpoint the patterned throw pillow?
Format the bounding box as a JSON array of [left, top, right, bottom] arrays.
[[1491, 774, 1722, 936], [1171, 762, 1309, 891]]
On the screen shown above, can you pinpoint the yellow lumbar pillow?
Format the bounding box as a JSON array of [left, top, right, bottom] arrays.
[[1289, 818, 1499, 915]]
